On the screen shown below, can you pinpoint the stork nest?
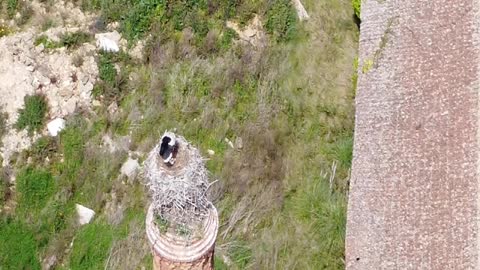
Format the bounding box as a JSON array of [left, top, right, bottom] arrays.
[[144, 135, 213, 232]]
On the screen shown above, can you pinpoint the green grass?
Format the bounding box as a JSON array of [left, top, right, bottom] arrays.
[[0, 177, 6, 208], [0, 218, 41, 269], [98, 52, 117, 85], [15, 94, 48, 134], [16, 167, 55, 211], [352, 0, 361, 18], [7, 0, 18, 19], [59, 125, 85, 178], [69, 223, 115, 270]]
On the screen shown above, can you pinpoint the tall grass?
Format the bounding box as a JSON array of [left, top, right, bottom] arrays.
[[0, 218, 41, 269]]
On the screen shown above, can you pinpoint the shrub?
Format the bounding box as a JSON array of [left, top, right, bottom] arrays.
[[219, 28, 238, 51], [69, 223, 114, 270], [34, 35, 59, 49], [0, 218, 41, 269], [0, 24, 11, 38], [29, 136, 58, 164], [15, 94, 48, 134], [60, 31, 91, 49], [16, 167, 55, 210], [265, 0, 298, 42], [122, 0, 164, 41], [352, 0, 361, 19]]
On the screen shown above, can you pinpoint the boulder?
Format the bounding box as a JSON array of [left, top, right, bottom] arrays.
[[95, 31, 121, 52], [76, 204, 95, 225], [47, 118, 66, 136], [121, 157, 140, 179]]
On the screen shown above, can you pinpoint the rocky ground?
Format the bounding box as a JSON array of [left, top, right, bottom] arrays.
[[0, 0, 141, 166]]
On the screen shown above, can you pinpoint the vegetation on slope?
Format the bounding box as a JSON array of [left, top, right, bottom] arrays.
[[15, 94, 48, 135], [0, 0, 359, 269]]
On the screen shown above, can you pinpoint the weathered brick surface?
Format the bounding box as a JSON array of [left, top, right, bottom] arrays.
[[152, 248, 214, 270], [346, 1, 480, 269]]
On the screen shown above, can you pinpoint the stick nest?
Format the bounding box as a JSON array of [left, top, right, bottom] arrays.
[[144, 135, 212, 231]]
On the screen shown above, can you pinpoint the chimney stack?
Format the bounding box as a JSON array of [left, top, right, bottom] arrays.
[[143, 132, 219, 270]]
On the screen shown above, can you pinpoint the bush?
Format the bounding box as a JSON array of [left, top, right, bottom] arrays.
[[16, 167, 55, 210], [29, 136, 58, 164], [219, 28, 238, 51], [0, 24, 11, 38], [60, 31, 91, 49], [34, 32, 91, 50], [352, 0, 361, 19], [265, 0, 298, 42], [69, 223, 114, 270], [15, 94, 48, 134], [34, 35, 59, 49], [0, 218, 41, 269]]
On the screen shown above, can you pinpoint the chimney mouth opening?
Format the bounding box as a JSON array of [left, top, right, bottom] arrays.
[[146, 204, 219, 263]]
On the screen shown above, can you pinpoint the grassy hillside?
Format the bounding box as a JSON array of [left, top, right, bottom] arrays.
[[0, 0, 358, 269]]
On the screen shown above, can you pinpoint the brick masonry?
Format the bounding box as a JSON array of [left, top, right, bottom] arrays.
[[346, 0, 480, 269], [152, 247, 214, 270]]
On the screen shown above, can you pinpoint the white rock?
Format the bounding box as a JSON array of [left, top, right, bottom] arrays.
[[292, 0, 310, 21], [224, 138, 234, 149], [47, 118, 66, 136], [207, 149, 215, 156], [120, 158, 140, 179], [97, 37, 119, 52], [76, 204, 95, 225], [235, 137, 243, 149], [95, 32, 122, 52], [92, 100, 101, 107], [64, 99, 77, 114]]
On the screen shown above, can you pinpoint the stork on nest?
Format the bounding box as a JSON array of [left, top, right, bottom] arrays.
[[144, 132, 214, 238], [159, 132, 178, 166]]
